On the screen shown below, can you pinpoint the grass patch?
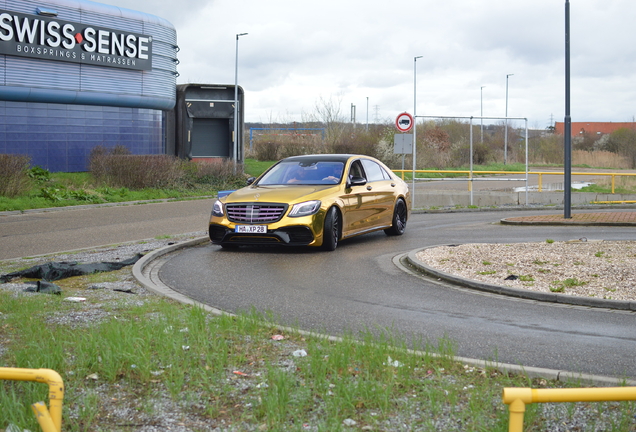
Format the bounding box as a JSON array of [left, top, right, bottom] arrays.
[[0, 293, 626, 431], [550, 278, 588, 293], [1, 265, 632, 431], [244, 158, 276, 178]]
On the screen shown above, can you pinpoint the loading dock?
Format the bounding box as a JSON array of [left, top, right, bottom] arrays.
[[175, 84, 244, 163]]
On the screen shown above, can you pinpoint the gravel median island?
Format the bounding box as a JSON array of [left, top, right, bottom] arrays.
[[416, 240, 636, 301]]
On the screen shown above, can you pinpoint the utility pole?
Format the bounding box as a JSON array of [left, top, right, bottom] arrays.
[[564, 0, 572, 218]]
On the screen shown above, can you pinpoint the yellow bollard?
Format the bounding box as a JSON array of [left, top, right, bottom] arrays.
[[0, 367, 64, 432], [31, 402, 58, 432], [503, 386, 636, 432]]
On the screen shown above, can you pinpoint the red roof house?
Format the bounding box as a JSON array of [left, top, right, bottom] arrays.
[[554, 122, 636, 136]]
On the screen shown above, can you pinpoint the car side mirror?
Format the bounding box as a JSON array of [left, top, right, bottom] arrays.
[[348, 176, 367, 187], [246, 177, 256, 185]]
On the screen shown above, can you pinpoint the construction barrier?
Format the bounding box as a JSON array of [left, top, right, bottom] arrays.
[[0, 367, 64, 432]]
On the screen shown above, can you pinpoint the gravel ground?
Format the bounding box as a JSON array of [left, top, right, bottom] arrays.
[[416, 240, 636, 301]]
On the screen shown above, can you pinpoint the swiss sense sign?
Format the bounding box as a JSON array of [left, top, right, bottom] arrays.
[[0, 9, 152, 71]]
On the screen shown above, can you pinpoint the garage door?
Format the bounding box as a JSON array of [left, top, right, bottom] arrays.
[[191, 118, 230, 157]]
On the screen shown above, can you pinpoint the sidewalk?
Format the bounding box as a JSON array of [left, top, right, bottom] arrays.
[[501, 211, 636, 226]]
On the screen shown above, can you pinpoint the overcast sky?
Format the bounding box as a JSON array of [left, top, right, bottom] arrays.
[[99, 0, 636, 129]]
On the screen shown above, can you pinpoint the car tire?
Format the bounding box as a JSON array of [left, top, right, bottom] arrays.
[[384, 199, 407, 236], [321, 207, 340, 251]]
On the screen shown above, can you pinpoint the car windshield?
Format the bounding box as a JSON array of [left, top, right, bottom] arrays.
[[258, 161, 345, 185]]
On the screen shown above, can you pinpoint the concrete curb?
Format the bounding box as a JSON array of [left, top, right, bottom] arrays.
[[132, 236, 213, 308], [0, 196, 215, 217], [501, 218, 636, 227], [406, 246, 636, 311], [134, 239, 636, 386]]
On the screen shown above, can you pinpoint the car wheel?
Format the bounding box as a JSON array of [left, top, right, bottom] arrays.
[[384, 199, 407, 236], [322, 207, 340, 251]]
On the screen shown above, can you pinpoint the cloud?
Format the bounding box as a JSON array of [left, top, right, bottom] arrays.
[[98, 0, 636, 126]]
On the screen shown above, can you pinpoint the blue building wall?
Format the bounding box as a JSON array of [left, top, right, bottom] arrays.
[[0, 101, 163, 171], [0, 0, 177, 172]]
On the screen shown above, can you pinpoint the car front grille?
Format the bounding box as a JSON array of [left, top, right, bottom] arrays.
[[226, 203, 287, 223]]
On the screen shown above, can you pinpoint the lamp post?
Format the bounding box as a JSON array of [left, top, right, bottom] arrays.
[[480, 86, 485, 143], [413, 55, 422, 209], [233, 32, 248, 173], [564, 0, 572, 218], [504, 73, 513, 164]]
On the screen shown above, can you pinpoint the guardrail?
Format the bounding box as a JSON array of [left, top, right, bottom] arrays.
[[0, 367, 64, 432], [394, 170, 636, 194], [502, 386, 636, 432]]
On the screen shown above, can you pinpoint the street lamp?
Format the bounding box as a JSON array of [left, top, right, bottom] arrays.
[[233, 32, 248, 173], [504, 73, 513, 164], [413, 55, 422, 209], [480, 86, 485, 143]]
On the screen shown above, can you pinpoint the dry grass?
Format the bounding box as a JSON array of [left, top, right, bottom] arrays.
[[589, 174, 636, 191], [572, 150, 631, 169], [0, 154, 32, 197]]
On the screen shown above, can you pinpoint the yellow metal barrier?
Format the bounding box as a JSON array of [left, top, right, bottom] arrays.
[[0, 367, 64, 432], [502, 386, 636, 432]]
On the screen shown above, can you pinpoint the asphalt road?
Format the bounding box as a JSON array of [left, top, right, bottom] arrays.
[[0, 200, 213, 260], [2, 202, 635, 380], [156, 209, 636, 381]]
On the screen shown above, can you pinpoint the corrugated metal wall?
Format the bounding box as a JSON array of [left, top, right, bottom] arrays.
[[1, 0, 178, 109], [0, 0, 177, 171]]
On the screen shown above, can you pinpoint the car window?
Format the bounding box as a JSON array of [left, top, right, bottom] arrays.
[[348, 160, 365, 180], [360, 159, 389, 182], [258, 161, 344, 185]]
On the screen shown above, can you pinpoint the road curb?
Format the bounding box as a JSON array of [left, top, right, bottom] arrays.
[[501, 218, 636, 227], [406, 246, 636, 311], [133, 236, 211, 305]]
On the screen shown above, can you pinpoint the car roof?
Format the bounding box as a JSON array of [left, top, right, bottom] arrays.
[[280, 154, 365, 164]]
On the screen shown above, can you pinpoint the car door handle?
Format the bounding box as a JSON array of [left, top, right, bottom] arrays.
[[391, 183, 396, 187], [366, 186, 372, 191]]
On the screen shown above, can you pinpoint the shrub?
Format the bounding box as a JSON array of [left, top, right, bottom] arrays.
[[90, 146, 186, 189], [253, 141, 279, 161], [0, 154, 32, 197], [89, 145, 131, 181], [27, 166, 51, 183], [184, 159, 247, 189]]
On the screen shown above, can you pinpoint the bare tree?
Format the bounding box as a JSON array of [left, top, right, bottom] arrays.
[[302, 93, 349, 148]]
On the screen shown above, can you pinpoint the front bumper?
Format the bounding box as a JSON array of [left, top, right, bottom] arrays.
[[208, 205, 327, 247], [209, 224, 316, 246]]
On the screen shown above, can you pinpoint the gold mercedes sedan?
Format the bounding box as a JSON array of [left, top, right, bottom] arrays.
[[208, 154, 410, 250]]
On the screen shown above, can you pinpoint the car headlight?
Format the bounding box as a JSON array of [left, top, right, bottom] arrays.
[[289, 200, 321, 217], [211, 200, 224, 217]]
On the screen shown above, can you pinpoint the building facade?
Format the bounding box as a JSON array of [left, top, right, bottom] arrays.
[[0, 0, 178, 171], [554, 122, 636, 137]]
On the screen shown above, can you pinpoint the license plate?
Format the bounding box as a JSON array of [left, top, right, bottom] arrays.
[[235, 225, 267, 234]]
